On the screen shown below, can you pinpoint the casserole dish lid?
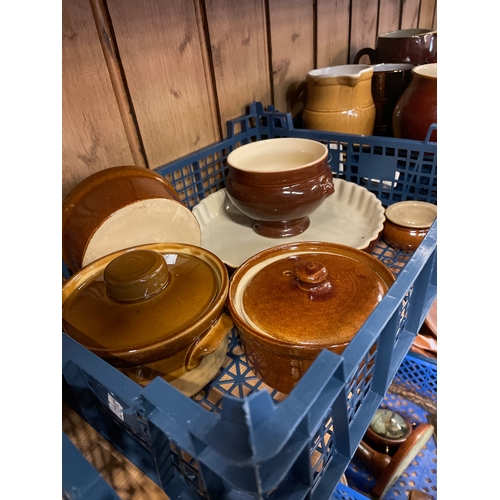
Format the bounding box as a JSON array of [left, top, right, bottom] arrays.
[[229, 241, 395, 348], [62, 243, 228, 364]]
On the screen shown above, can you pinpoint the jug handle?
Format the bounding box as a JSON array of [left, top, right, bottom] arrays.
[[424, 123, 437, 144], [353, 47, 376, 64]]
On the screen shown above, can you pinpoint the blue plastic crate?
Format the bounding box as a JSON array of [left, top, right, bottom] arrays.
[[62, 102, 437, 500], [62, 433, 121, 500], [62, 354, 437, 500]]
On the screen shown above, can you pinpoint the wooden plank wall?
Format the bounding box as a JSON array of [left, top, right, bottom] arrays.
[[62, 0, 437, 198]]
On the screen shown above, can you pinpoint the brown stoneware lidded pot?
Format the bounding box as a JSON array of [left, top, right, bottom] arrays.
[[225, 138, 334, 238], [62, 165, 201, 273], [62, 242, 233, 397], [228, 241, 395, 393]]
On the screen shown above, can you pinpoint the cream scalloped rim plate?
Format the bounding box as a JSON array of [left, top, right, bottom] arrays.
[[192, 179, 385, 268]]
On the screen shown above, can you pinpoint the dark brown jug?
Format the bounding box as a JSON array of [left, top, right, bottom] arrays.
[[354, 29, 437, 66], [392, 63, 437, 142], [371, 63, 415, 137]]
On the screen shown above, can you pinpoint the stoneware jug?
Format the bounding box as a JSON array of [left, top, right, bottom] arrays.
[[302, 64, 375, 135], [371, 63, 415, 137], [353, 29, 437, 66], [392, 63, 437, 142]]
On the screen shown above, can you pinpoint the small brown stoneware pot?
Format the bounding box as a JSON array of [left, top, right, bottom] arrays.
[[228, 241, 395, 393], [383, 201, 437, 251], [392, 63, 437, 142], [62, 165, 201, 273], [225, 138, 334, 238], [62, 243, 233, 397]]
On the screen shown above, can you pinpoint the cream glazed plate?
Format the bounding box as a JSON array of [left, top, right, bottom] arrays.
[[192, 179, 385, 268]]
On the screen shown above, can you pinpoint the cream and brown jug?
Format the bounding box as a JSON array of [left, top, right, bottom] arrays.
[[302, 64, 376, 135]]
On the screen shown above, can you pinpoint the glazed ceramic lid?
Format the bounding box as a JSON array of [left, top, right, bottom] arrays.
[[229, 242, 395, 350], [385, 201, 437, 229], [62, 243, 229, 366]]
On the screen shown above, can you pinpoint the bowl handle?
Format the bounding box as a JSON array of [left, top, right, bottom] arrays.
[[185, 313, 234, 370], [320, 174, 335, 197]]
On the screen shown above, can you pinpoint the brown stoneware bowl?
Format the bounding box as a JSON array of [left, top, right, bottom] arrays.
[[227, 241, 395, 393], [383, 201, 437, 251], [62, 165, 201, 273], [225, 138, 334, 238], [62, 242, 233, 397]]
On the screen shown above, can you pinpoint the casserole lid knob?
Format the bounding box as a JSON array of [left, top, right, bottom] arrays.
[[294, 261, 332, 298], [104, 249, 170, 302]]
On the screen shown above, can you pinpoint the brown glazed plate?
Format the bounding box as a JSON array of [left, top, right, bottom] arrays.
[[227, 241, 395, 393], [62, 165, 201, 273]]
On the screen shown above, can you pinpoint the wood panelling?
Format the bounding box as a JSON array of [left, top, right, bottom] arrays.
[[89, 0, 148, 170], [62, 0, 135, 198], [268, 0, 314, 115], [349, 0, 379, 63], [62, 0, 438, 195], [378, 0, 401, 35], [316, 0, 351, 67], [400, 0, 421, 29], [203, 0, 271, 129], [419, 0, 437, 28], [106, 0, 219, 170]]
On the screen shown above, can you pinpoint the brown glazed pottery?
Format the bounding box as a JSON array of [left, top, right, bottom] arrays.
[[383, 201, 437, 251], [353, 29, 437, 66], [62, 165, 201, 273], [225, 138, 334, 238], [371, 63, 415, 137], [302, 64, 376, 135], [392, 63, 437, 142], [356, 423, 434, 499], [228, 241, 395, 393], [424, 297, 437, 338], [62, 242, 233, 397]]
